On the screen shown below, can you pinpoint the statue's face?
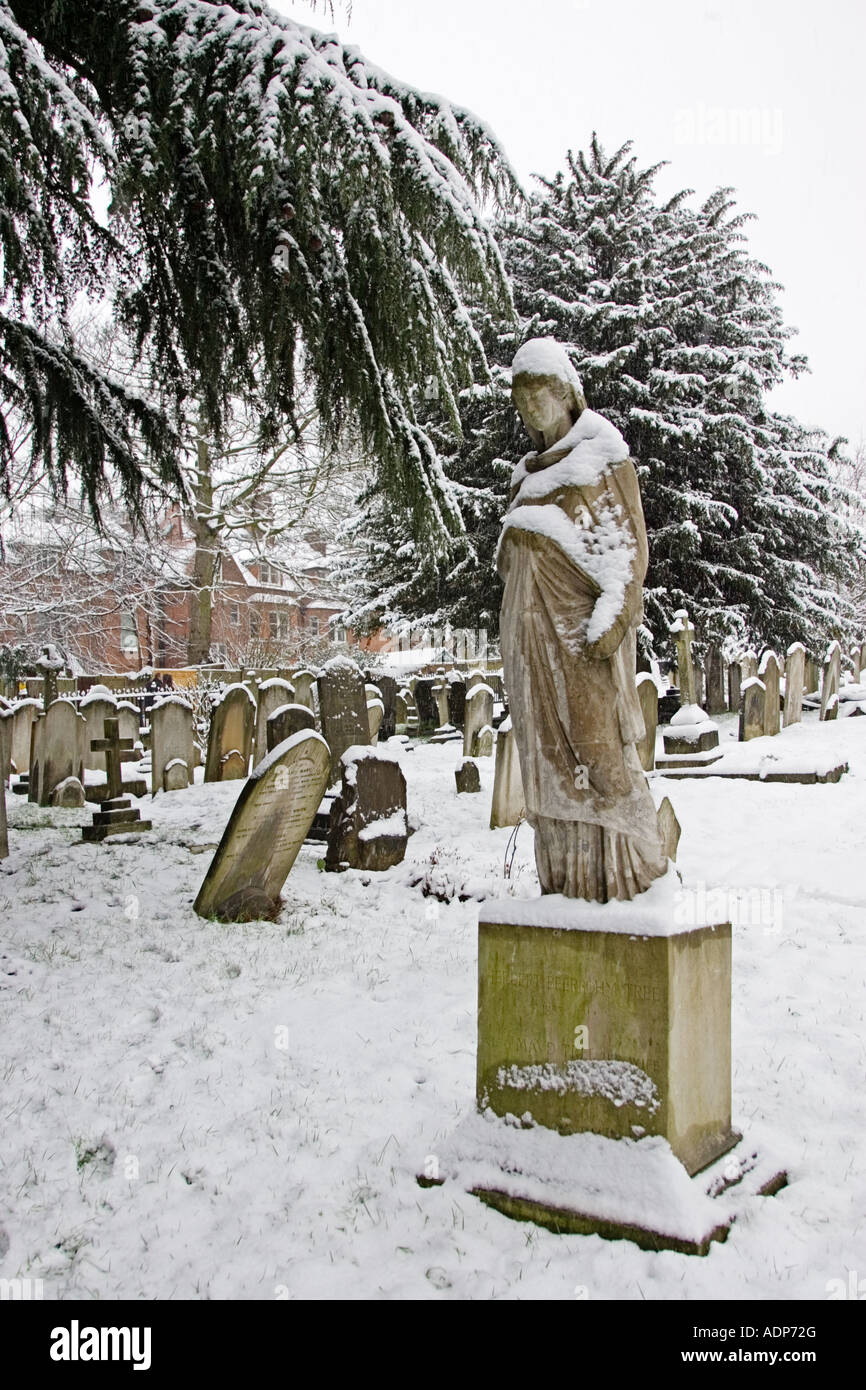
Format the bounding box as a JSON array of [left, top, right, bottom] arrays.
[[512, 378, 571, 437]]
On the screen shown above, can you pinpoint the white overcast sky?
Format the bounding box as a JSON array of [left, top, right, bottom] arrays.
[[280, 0, 865, 453]]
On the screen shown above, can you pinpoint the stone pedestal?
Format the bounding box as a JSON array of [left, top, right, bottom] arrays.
[[475, 886, 738, 1177]]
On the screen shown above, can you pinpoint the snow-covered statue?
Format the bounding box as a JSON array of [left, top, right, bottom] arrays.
[[497, 338, 668, 901]]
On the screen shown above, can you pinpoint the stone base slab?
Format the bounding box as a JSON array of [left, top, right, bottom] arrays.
[[655, 750, 724, 769], [655, 762, 848, 784], [82, 820, 152, 842], [417, 1113, 783, 1257]]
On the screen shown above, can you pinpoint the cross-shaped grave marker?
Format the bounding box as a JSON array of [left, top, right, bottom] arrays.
[[82, 717, 152, 842]]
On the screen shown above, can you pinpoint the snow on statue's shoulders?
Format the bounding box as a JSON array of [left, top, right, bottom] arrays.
[[510, 410, 628, 501]]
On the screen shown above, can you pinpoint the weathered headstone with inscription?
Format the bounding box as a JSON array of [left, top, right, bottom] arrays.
[[432, 671, 450, 729], [455, 757, 481, 794], [8, 699, 41, 775], [317, 656, 370, 782], [291, 669, 317, 712], [80, 688, 119, 772], [783, 643, 806, 728], [195, 731, 330, 921], [204, 684, 256, 782], [705, 647, 726, 716]]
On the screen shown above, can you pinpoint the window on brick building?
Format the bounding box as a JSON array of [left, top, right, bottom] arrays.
[[331, 621, 347, 644], [250, 610, 260, 638], [276, 611, 289, 640], [120, 610, 138, 654], [229, 602, 239, 626], [308, 616, 319, 636]]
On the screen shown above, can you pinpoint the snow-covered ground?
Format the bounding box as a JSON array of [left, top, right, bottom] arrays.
[[1, 713, 865, 1300]]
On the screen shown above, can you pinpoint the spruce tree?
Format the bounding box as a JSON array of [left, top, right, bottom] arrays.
[[349, 137, 863, 653], [1, 0, 516, 535]]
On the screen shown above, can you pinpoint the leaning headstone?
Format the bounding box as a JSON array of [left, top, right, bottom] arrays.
[[325, 746, 408, 872], [727, 660, 742, 714], [636, 673, 658, 772], [51, 776, 86, 808], [464, 682, 494, 757], [151, 695, 194, 795], [758, 651, 781, 737], [455, 758, 481, 794], [29, 699, 87, 806], [80, 688, 119, 772], [489, 717, 524, 828], [317, 656, 370, 782], [783, 643, 806, 728], [254, 678, 295, 760], [204, 684, 256, 783], [267, 703, 315, 752], [474, 725, 495, 757], [705, 647, 726, 716], [739, 677, 766, 741], [194, 731, 331, 921], [820, 641, 842, 722]]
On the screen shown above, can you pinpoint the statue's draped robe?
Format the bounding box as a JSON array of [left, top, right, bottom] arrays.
[[497, 427, 667, 901]]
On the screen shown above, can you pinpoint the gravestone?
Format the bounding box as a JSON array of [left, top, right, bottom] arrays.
[[413, 678, 436, 729], [804, 656, 821, 697], [741, 650, 759, 681], [820, 641, 842, 722], [34, 643, 64, 709], [455, 758, 481, 794], [51, 776, 86, 808], [464, 682, 495, 757], [291, 669, 317, 712], [255, 678, 295, 760], [317, 656, 370, 783], [474, 725, 494, 757], [116, 701, 141, 746], [0, 710, 11, 791], [151, 696, 194, 795], [739, 677, 765, 741], [447, 676, 467, 729], [467, 669, 486, 692], [366, 695, 385, 745], [670, 609, 698, 703], [325, 746, 408, 872], [783, 643, 806, 727], [431, 671, 450, 728], [195, 731, 331, 921], [395, 689, 412, 735], [489, 717, 524, 828], [8, 699, 41, 776], [850, 645, 862, 683], [267, 703, 315, 752], [758, 651, 781, 737], [204, 684, 256, 783], [80, 688, 119, 772], [705, 647, 726, 716], [727, 661, 742, 714], [0, 773, 6, 860], [369, 673, 397, 740], [29, 700, 87, 806], [81, 718, 152, 841], [635, 673, 658, 772]]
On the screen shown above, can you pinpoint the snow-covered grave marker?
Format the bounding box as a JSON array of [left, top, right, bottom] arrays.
[[204, 684, 256, 783], [7, 698, 41, 780], [446, 673, 466, 728], [820, 641, 842, 722], [463, 682, 494, 758], [365, 683, 385, 744], [150, 695, 194, 795], [727, 657, 742, 713], [28, 699, 87, 807], [431, 670, 450, 729], [325, 745, 408, 873], [194, 731, 330, 922], [317, 656, 370, 784], [266, 702, 315, 752], [658, 610, 721, 767], [254, 677, 295, 762], [739, 677, 766, 742], [783, 643, 806, 728], [34, 643, 65, 710], [489, 716, 524, 827], [705, 645, 726, 715], [79, 686, 119, 773], [635, 672, 659, 772], [290, 668, 317, 712], [81, 718, 152, 843]]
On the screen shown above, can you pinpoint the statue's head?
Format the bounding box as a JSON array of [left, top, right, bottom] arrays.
[[510, 338, 587, 450]]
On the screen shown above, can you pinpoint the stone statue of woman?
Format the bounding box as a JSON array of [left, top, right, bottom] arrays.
[[497, 337, 668, 902]]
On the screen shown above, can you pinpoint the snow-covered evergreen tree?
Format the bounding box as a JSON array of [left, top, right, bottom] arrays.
[[1, 0, 515, 539], [349, 137, 864, 653]]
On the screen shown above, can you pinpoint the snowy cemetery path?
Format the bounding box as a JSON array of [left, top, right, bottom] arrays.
[[1, 715, 865, 1300]]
